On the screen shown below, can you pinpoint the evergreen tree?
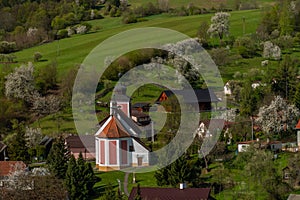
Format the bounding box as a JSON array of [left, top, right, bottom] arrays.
[[5, 120, 29, 161], [47, 137, 68, 179], [294, 83, 300, 110], [100, 183, 118, 200], [65, 153, 96, 200], [65, 155, 79, 200], [168, 155, 191, 187]]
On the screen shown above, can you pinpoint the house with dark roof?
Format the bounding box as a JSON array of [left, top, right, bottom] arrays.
[[131, 110, 151, 126], [156, 89, 220, 111], [132, 102, 151, 112], [128, 187, 213, 200], [0, 142, 7, 161], [65, 135, 95, 160], [95, 86, 150, 171]]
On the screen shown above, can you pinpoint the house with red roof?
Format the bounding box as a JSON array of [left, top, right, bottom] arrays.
[[295, 119, 300, 148], [0, 161, 26, 187], [95, 86, 150, 171]]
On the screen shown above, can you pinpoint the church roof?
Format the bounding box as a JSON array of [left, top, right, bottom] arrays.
[[96, 115, 131, 138], [296, 119, 300, 129]]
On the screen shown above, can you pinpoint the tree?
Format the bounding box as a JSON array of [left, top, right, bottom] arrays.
[[294, 83, 300, 109], [154, 154, 197, 187], [100, 183, 119, 200], [207, 12, 230, 41], [255, 96, 300, 137], [279, 1, 294, 36], [197, 21, 209, 47], [47, 137, 69, 179], [65, 153, 96, 200], [4, 120, 29, 161], [263, 41, 281, 60], [5, 62, 38, 104], [271, 56, 297, 101]]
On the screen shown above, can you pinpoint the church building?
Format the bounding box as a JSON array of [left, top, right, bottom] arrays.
[[95, 86, 150, 171]]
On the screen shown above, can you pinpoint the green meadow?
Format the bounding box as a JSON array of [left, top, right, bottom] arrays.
[[12, 9, 262, 79]]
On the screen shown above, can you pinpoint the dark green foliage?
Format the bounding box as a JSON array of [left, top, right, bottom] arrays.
[[0, 41, 16, 53], [240, 81, 264, 116], [234, 36, 257, 58], [294, 83, 300, 109], [35, 61, 57, 95], [65, 153, 96, 200], [154, 155, 200, 187], [5, 120, 29, 161], [271, 56, 298, 101], [100, 183, 118, 200], [47, 137, 69, 179]]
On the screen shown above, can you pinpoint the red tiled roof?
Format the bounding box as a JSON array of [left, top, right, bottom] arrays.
[[0, 161, 26, 177], [96, 116, 131, 138], [129, 187, 211, 200], [296, 120, 300, 129]]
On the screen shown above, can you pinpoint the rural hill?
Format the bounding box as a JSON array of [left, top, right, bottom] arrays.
[[1, 0, 300, 199]]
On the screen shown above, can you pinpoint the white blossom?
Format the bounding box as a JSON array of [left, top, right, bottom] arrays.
[[5, 62, 39, 103], [263, 41, 281, 60], [256, 96, 300, 134], [27, 27, 38, 38], [76, 25, 87, 34], [207, 12, 231, 39]]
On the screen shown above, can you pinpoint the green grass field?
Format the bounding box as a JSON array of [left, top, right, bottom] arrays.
[[12, 9, 262, 80]]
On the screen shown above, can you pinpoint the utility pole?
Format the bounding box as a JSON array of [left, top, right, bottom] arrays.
[[242, 17, 246, 35]]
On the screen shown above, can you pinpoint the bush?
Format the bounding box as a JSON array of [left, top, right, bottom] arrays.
[[0, 41, 16, 53], [122, 13, 137, 24], [234, 36, 257, 58], [210, 47, 231, 66], [56, 29, 68, 39], [33, 52, 42, 62]]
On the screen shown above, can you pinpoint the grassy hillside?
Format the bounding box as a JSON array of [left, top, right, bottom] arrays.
[[12, 9, 262, 79], [127, 0, 275, 10]]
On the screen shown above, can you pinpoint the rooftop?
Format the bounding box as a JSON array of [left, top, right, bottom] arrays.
[[129, 187, 211, 200]]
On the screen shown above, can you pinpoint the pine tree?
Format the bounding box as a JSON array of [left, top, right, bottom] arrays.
[[65, 155, 79, 200], [47, 137, 68, 179], [65, 153, 96, 200], [168, 155, 191, 187], [294, 83, 300, 110], [100, 183, 117, 200], [6, 120, 29, 161]]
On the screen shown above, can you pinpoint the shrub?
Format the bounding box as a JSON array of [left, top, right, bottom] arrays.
[[234, 36, 257, 58], [56, 29, 68, 39], [33, 52, 42, 62], [210, 47, 231, 66], [122, 13, 137, 24], [0, 41, 16, 53]]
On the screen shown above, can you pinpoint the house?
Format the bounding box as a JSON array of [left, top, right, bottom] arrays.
[[0, 161, 26, 187], [131, 110, 151, 126], [65, 135, 95, 160], [224, 81, 232, 95], [196, 119, 233, 138], [156, 89, 220, 111], [0, 141, 8, 161], [95, 86, 150, 171], [128, 187, 212, 200], [237, 139, 282, 153], [132, 102, 151, 112]]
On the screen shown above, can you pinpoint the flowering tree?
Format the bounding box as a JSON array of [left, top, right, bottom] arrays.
[[255, 96, 300, 135], [207, 12, 230, 40], [263, 41, 281, 60], [5, 62, 39, 103]]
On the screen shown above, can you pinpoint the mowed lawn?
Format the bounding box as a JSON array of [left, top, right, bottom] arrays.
[[12, 9, 262, 80]]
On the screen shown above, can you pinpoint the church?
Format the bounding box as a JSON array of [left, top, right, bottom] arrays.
[[95, 86, 150, 171]]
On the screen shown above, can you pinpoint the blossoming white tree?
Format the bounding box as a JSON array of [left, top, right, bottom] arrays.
[[207, 12, 231, 40], [263, 41, 281, 60], [255, 96, 300, 135]]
